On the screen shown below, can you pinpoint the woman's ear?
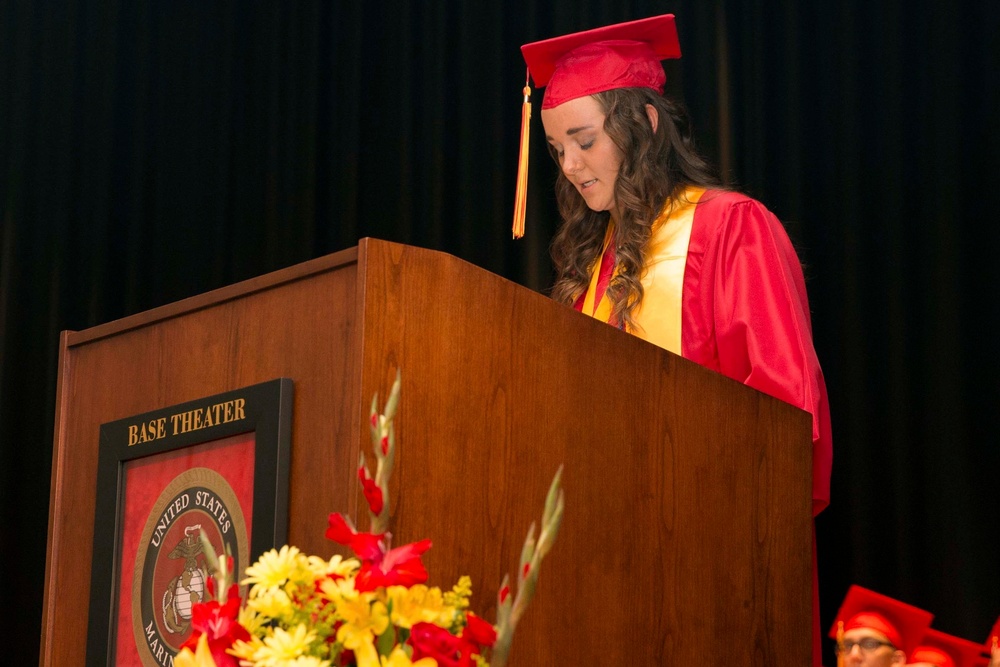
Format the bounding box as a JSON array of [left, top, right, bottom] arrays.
[[645, 103, 659, 133]]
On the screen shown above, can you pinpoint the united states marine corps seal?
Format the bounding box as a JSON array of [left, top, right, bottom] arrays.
[[132, 467, 249, 667]]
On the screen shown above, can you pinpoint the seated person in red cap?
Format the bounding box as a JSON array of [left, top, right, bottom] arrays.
[[830, 585, 933, 666], [907, 628, 989, 667], [519, 14, 832, 520]]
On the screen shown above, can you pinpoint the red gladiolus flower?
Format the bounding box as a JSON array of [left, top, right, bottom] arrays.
[[325, 512, 432, 592], [354, 538, 432, 592], [326, 513, 385, 560], [409, 622, 479, 667], [180, 584, 251, 667], [499, 585, 510, 603], [357, 466, 384, 515], [380, 435, 389, 456], [461, 613, 497, 648], [325, 512, 359, 544]]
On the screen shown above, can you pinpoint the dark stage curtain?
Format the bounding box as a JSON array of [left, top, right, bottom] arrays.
[[2, 1, 997, 663]]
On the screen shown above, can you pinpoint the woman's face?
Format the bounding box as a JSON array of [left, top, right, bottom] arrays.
[[541, 95, 623, 217]]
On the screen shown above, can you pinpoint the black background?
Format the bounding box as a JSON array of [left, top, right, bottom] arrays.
[[2, 1, 998, 664]]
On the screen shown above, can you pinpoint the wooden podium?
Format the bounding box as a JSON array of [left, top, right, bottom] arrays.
[[41, 238, 812, 665]]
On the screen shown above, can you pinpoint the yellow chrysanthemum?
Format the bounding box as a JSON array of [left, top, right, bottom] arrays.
[[278, 658, 332, 667], [248, 624, 319, 665], [243, 544, 302, 585], [318, 572, 358, 600], [235, 603, 265, 635], [385, 585, 452, 628], [307, 553, 360, 579], [229, 634, 266, 662], [243, 545, 315, 597], [246, 586, 295, 620], [380, 646, 438, 667]]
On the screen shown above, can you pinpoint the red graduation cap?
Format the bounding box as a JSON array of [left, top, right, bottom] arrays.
[[828, 585, 934, 659], [910, 628, 988, 667], [510, 15, 681, 238], [520, 14, 681, 110], [985, 616, 1000, 656]]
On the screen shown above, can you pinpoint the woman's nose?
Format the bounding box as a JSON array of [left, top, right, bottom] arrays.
[[561, 148, 582, 175]]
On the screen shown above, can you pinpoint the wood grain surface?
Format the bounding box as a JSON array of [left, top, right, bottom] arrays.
[[41, 239, 811, 666]]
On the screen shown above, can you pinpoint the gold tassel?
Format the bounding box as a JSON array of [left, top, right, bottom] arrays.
[[512, 70, 531, 239], [836, 621, 845, 667]]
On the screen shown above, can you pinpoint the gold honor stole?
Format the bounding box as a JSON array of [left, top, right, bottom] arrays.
[[574, 187, 706, 355]]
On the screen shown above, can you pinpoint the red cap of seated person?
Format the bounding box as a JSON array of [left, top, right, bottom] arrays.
[[828, 585, 934, 659], [910, 628, 988, 667], [520, 14, 681, 109]]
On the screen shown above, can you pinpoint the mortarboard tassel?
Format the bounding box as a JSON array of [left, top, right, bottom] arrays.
[[512, 70, 532, 239], [836, 621, 845, 667]]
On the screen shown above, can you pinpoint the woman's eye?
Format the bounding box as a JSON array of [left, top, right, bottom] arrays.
[[580, 140, 594, 150]]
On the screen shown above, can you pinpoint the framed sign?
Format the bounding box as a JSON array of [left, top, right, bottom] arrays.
[[85, 379, 293, 666]]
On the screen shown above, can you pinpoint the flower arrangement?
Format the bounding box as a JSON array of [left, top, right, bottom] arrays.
[[175, 371, 564, 667]]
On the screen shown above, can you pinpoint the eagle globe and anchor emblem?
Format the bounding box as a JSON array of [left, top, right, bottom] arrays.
[[132, 468, 249, 666], [161, 524, 210, 634]]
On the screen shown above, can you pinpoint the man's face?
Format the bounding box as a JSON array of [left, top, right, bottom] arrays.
[[838, 628, 906, 667]]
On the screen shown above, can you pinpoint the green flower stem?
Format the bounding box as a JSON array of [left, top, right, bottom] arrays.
[[196, 529, 233, 603], [491, 466, 564, 667]]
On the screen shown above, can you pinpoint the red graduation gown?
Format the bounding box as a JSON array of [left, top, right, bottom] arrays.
[[576, 189, 832, 514], [682, 190, 832, 516]]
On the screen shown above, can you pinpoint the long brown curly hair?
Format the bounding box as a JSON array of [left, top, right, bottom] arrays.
[[548, 88, 720, 330]]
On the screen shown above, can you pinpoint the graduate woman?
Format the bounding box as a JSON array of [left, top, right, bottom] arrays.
[[516, 14, 833, 665]]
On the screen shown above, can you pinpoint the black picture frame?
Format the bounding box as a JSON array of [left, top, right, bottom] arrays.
[[85, 378, 293, 666]]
